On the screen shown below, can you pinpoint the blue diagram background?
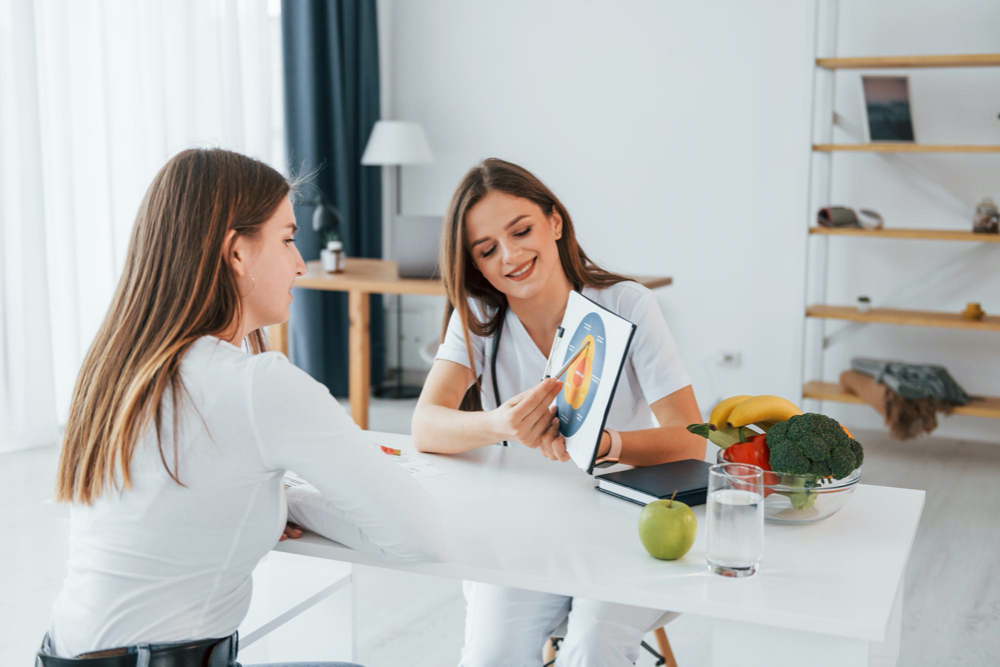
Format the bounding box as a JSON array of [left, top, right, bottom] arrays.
[[556, 312, 607, 437]]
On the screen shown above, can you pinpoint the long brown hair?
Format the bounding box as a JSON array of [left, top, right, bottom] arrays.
[[55, 148, 291, 504], [441, 158, 628, 393]]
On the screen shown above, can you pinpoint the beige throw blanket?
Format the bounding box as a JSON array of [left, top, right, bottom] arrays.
[[840, 370, 956, 440]]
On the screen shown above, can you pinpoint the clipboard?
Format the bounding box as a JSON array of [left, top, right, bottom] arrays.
[[553, 291, 636, 474]]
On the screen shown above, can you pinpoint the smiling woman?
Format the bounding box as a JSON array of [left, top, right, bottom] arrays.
[[414, 158, 702, 465], [440, 159, 627, 345], [411, 157, 702, 666]]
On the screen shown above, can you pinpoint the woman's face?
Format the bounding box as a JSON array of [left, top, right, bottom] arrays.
[[231, 197, 306, 332], [465, 191, 564, 301]]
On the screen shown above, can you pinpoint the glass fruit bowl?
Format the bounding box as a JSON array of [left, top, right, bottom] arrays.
[[716, 450, 862, 524]]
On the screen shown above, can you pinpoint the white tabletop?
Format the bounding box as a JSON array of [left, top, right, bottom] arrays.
[[278, 431, 924, 643]]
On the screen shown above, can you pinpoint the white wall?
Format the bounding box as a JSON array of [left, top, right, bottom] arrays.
[[385, 0, 1000, 443]]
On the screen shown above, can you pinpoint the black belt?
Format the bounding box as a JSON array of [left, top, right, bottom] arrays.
[[37, 634, 236, 667]]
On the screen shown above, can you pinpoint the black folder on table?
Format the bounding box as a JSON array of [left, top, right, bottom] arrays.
[[594, 459, 713, 507]]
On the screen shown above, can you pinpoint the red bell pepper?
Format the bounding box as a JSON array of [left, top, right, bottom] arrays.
[[726, 433, 771, 470], [722, 433, 771, 471], [721, 433, 776, 497]]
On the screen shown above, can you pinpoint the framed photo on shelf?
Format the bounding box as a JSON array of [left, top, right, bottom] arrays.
[[861, 75, 916, 142]]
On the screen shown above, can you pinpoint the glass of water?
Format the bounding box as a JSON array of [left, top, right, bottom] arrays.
[[706, 462, 764, 577]]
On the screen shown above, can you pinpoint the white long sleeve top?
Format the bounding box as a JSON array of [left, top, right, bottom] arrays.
[[48, 336, 447, 657]]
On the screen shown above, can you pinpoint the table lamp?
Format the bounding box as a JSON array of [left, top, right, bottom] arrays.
[[361, 120, 434, 399], [361, 120, 433, 214]]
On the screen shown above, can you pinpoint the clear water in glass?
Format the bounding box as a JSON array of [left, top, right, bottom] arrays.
[[706, 463, 764, 577]]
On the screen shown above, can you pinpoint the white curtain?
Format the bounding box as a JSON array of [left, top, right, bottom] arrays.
[[0, 0, 285, 453]]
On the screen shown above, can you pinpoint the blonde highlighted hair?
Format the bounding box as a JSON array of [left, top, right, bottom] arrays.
[[55, 148, 291, 504]]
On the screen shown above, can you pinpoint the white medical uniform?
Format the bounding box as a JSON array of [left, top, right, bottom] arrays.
[[436, 281, 691, 667]]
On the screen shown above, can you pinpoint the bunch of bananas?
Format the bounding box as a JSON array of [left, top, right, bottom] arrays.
[[688, 395, 802, 448]]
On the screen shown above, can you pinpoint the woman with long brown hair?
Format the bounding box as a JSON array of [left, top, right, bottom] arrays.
[[411, 158, 703, 666], [39, 148, 446, 667]]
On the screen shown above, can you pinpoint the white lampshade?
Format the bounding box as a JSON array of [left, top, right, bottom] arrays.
[[361, 120, 434, 166]]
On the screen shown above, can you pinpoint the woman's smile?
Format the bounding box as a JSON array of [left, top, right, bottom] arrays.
[[463, 189, 566, 302], [505, 257, 537, 282]]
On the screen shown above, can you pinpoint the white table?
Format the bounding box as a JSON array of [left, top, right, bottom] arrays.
[[276, 432, 924, 667]]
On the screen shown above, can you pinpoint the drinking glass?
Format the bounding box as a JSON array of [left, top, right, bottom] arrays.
[[706, 462, 764, 577]]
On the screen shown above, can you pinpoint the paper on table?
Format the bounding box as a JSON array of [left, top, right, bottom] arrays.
[[403, 463, 446, 479], [384, 452, 446, 479]]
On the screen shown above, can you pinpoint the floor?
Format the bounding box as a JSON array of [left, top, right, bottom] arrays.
[[2, 397, 997, 666]]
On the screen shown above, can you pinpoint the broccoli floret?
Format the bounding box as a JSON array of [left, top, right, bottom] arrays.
[[809, 461, 832, 478], [826, 445, 856, 479], [851, 438, 864, 467], [766, 413, 863, 481]]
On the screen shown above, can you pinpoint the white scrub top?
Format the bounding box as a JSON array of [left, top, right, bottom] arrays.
[[436, 281, 691, 446]]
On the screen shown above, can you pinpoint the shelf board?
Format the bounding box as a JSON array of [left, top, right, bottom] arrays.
[[803, 381, 1000, 419], [806, 305, 1000, 332], [816, 54, 1000, 70], [809, 227, 1000, 243], [813, 143, 1000, 153]]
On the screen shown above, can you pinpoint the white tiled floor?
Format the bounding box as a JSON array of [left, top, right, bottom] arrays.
[[2, 397, 998, 666]]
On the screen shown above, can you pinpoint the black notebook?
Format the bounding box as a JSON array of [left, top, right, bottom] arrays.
[[594, 459, 713, 507]]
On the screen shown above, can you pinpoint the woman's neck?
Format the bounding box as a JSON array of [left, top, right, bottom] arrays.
[[218, 315, 253, 349], [506, 271, 574, 356]]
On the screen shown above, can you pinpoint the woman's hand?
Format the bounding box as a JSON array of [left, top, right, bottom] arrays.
[[279, 522, 303, 541], [490, 378, 563, 447], [537, 413, 570, 462]]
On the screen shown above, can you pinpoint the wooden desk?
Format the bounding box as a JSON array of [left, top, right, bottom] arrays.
[[271, 258, 672, 429]]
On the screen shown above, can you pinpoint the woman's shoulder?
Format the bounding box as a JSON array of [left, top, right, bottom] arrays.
[[182, 336, 252, 377], [183, 336, 308, 389], [247, 347, 321, 392], [583, 280, 655, 319]]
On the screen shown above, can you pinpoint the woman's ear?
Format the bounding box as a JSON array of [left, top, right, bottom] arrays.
[[225, 229, 249, 277], [551, 210, 564, 240]]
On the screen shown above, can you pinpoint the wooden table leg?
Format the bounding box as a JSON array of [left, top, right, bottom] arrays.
[[348, 290, 370, 430], [268, 322, 289, 357]]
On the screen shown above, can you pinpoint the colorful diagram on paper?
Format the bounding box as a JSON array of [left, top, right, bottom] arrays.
[[556, 312, 607, 437]]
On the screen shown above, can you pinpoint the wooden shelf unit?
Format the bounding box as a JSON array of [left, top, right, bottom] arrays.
[[803, 381, 1000, 420], [816, 53, 1000, 70], [813, 143, 1000, 153], [808, 227, 1000, 243], [806, 305, 1000, 332], [802, 33, 1000, 424]]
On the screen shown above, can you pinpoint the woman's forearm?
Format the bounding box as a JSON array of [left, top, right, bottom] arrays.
[[604, 425, 706, 468], [411, 404, 505, 454]]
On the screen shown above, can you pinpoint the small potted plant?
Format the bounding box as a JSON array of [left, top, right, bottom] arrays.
[[307, 190, 346, 274]]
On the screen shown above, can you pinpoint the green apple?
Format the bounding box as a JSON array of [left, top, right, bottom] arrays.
[[637, 498, 697, 560]]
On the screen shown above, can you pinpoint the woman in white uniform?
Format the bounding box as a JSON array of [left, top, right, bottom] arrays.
[[412, 158, 705, 666], [39, 148, 447, 667]]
